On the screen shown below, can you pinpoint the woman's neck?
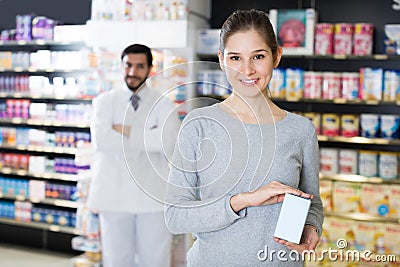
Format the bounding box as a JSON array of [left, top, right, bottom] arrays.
[[220, 91, 285, 124]]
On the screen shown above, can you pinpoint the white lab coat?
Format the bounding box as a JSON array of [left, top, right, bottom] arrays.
[[87, 85, 181, 214]]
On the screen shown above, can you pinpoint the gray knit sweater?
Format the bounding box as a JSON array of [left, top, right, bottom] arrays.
[[165, 103, 324, 267]]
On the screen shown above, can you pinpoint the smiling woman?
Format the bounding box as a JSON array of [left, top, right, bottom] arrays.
[[165, 9, 324, 267]]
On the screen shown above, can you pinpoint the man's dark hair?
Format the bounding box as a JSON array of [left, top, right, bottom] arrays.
[[121, 44, 153, 67]]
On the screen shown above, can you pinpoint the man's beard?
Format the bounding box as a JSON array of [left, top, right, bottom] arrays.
[[125, 76, 146, 92]]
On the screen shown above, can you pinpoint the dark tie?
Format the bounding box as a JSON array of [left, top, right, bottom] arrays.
[[130, 94, 140, 110]]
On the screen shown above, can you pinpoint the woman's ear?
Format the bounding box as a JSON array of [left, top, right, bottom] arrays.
[[217, 50, 225, 71], [273, 46, 283, 68]]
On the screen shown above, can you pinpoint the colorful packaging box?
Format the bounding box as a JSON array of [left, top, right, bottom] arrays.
[[269, 68, 286, 98], [326, 218, 356, 249], [359, 150, 378, 177], [322, 72, 341, 99], [361, 184, 390, 216], [341, 114, 360, 137], [353, 23, 374, 55], [384, 223, 400, 255], [322, 113, 340, 136], [387, 185, 400, 218], [333, 181, 362, 212], [314, 23, 334, 55], [319, 180, 332, 211], [339, 149, 358, 174], [383, 70, 400, 101], [334, 23, 353, 55], [285, 68, 304, 99], [341, 72, 359, 100], [380, 114, 400, 139], [354, 221, 385, 253], [360, 114, 380, 138], [320, 148, 339, 175], [379, 152, 398, 179], [359, 67, 383, 101], [303, 71, 322, 99]]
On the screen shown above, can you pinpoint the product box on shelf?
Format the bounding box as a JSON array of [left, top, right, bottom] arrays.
[[358, 150, 378, 177], [333, 181, 362, 213], [269, 68, 286, 98], [383, 24, 400, 55], [314, 23, 334, 55], [380, 115, 400, 139], [340, 114, 360, 137], [29, 180, 46, 200], [379, 152, 398, 180], [353, 23, 374, 56], [360, 184, 389, 216], [353, 221, 385, 252], [387, 185, 400, 218], [303, 71, 322, 99], [320, 148, 339, 175], [285, 68, 304, 99], [321, 113, 340, 136], [339, 149, 358, 174], [334, 23, 353, 55], [359, 68, 383, 101], [319, 180, 332, 211], [384, 223, 400, 255], [269, 9, 316, 55], [383, 70, 400, 102], [326, 218, 356, 249], [360, 114, 380, 138], [197, 29, 220, 55]]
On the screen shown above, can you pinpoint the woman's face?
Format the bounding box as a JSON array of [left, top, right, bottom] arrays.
[[218, 29, 281, 98]]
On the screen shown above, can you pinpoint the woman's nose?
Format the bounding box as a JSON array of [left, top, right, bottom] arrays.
[[241, 60, 255, 76]]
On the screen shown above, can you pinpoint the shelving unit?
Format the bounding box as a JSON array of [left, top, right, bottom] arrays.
[[324, 211, 400, 224], [0, 217, 80, 235], [0, 167, 78, 182], [320, 173, 400, 185], [0, 40, 90, 253]]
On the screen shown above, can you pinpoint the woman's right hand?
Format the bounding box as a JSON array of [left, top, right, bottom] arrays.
[[230, 181, 312, 213]]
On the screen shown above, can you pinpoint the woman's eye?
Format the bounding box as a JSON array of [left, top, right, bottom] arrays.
[[254, 54, 265, 60], [230, 56, 240, 61]]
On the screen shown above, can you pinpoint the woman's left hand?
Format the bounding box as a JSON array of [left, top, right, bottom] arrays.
[[273, 225, 320, 253]]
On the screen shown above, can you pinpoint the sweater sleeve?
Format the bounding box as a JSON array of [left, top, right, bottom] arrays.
[[164, 113, 246, 234], [299, 128, 324, 236]]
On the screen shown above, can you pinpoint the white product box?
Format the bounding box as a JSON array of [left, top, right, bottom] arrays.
[[274, 193, 311, 244], [197, 29, 220, 55], [28, 180, 45, 199], [53, 25, 87, 43]]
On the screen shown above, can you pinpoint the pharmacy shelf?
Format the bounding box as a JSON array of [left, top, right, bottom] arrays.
[[0, 67, 86, 74], [320, 173, 400, 185], [0, 144, 77, 155], [272, 98, 400, 106], [325, 211, 400, 224], [0, 167, 77, 182], [0, 40, 85, 48], [0, 217, 80, 235], [197, 53, 400, 61], [0, 118, 90, 129], [0, 93, 93, 103], [0, 194, 78, 209], [317, 135, 400, 146], [196, 95, 400, 113]]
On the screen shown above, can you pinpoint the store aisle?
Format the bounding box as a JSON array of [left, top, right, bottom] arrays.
[[0, 242, 74, 267]]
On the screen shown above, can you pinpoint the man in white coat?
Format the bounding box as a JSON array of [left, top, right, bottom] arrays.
[[87, 44, 181, 267]]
